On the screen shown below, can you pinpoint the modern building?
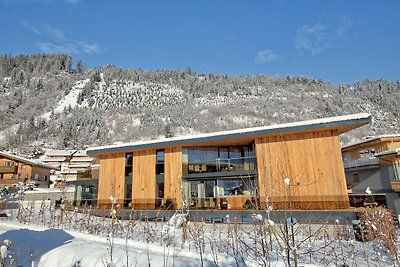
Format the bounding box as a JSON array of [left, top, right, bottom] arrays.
[[0, 151, 56, 187], [342, 134, 400, 216], [42, 150, 96, 187], [87, 113, 371, 210]]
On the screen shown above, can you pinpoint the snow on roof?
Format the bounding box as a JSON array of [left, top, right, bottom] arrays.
[[44, 150, 77, 157], [375, 148, 400, 157], [73, 150, 88, 156], [342, 134, 400, 149], [87, 113, 371, 155], [0, 151, 58, 170], [42, 157, 69, 162], [70, 157, 94, 162]]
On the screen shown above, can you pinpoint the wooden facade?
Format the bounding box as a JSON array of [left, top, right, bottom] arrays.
[[256, 130, 349, 209], [88, 113, 371, 210], [0, 151, 55, 187], [164, 147, 183, 208], [97, 153, 125, 205]]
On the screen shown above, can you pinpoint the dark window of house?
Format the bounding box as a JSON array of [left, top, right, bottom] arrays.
[[125, 153, 133, 177], [156, 150, 164, 175], [44, 175, 48, 181], [353, 173, 359, 183], [156, 150, 165, 198]]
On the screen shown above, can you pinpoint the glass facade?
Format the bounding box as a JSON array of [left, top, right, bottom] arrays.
[[75, 184, 98, 206], [186, 177, 257, 198], [182, 145, 256, 174], [182, 144, 258, 207]]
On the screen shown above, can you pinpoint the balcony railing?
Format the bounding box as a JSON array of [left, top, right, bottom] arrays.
[[0, 165, 18, 174], [343, 157, 379, 169], [184, 156, 257, 174]]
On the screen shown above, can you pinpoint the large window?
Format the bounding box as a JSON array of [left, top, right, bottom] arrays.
[[186, 176, 257, 198], [182, 145, 256, 175]]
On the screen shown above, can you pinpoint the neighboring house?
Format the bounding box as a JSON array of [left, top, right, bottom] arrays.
[[86, 113, 371, 211], [0, 151, 56, 187], [42, 150, 95, 187], [342, 134, 400, 217], [69, 163, 99, 206]]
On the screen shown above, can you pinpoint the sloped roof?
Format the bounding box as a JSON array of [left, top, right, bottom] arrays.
[[87, 113, 371, 155], [44, 150, 76, 157], [375, 148, 400, 157], [342, 134, 400, 150], [0, 151, 58, 170]]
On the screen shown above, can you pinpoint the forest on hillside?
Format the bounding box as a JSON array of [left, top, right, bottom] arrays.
[[0, 54, 399, 155]]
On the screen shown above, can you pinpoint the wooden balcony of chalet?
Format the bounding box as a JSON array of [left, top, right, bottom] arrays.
[[0, 165, 18, 174], [390, 180, 400, 192]]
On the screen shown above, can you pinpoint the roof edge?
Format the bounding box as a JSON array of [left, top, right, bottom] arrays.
[[87, 113, 371, 155]]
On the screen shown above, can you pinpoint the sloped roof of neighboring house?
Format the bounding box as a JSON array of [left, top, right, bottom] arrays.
[[42, 157, 69, 162], [44, 150, 77, 157], [0, 151, 58, 170], [375, 148, 400, 157], [87, 113, 371, 155], [342, 134, 400, 150], [73, 150, 89, 156]]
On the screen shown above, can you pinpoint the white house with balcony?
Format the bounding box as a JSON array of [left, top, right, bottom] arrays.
[[342, 134, 400, 216]]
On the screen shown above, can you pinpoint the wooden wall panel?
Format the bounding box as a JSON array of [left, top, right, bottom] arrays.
[[256, 130, 349, 209], [387, 140, 400, 151], [131, 150, 156, 208], [164, 147, 182, 208], [98, 153, 125, 205], [31, 166, 51, 183]]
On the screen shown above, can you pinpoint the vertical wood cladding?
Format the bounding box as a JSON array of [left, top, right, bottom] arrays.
[[98, 153, 125, 205], [164, 147, 182, 208], [132, 150, 156, 204], [256, 130, 349, 209]]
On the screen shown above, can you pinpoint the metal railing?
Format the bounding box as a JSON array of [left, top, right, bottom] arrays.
[[184, 156, 257, 173], [343, 157, 379, 169], [70, 195, 351, 211]]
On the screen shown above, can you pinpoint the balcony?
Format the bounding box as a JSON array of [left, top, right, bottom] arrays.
[[343, 157, 379, 170], [390, 180, 400, 192], [183, 156, 257, 175], [0, 165, 18, 174]]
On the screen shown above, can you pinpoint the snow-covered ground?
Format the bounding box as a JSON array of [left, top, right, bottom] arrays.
[[41, 79, 89, 120], [0, 221, 240, 267], [0, 202, 398, 266]]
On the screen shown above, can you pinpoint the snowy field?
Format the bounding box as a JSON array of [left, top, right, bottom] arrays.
[[0, 201, 398, 266]]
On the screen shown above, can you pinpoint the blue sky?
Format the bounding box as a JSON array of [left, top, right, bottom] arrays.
[[1, 0, 399, 84]]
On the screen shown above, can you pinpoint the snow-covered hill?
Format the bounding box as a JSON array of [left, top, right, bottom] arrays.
[[1, 54, 399, 152]]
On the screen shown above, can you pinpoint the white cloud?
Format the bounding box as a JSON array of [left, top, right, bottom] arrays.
[[43, 24, 65, 40], [21, 20, 41, 34], [336, 16, 354, 38], [296, 17, 355, 55], [37, 42, 80, 54], [255, 49, 279, 64], [296, 22, 328, 55], [21, 20, 104, 55], [38, 41, 101, 55]]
